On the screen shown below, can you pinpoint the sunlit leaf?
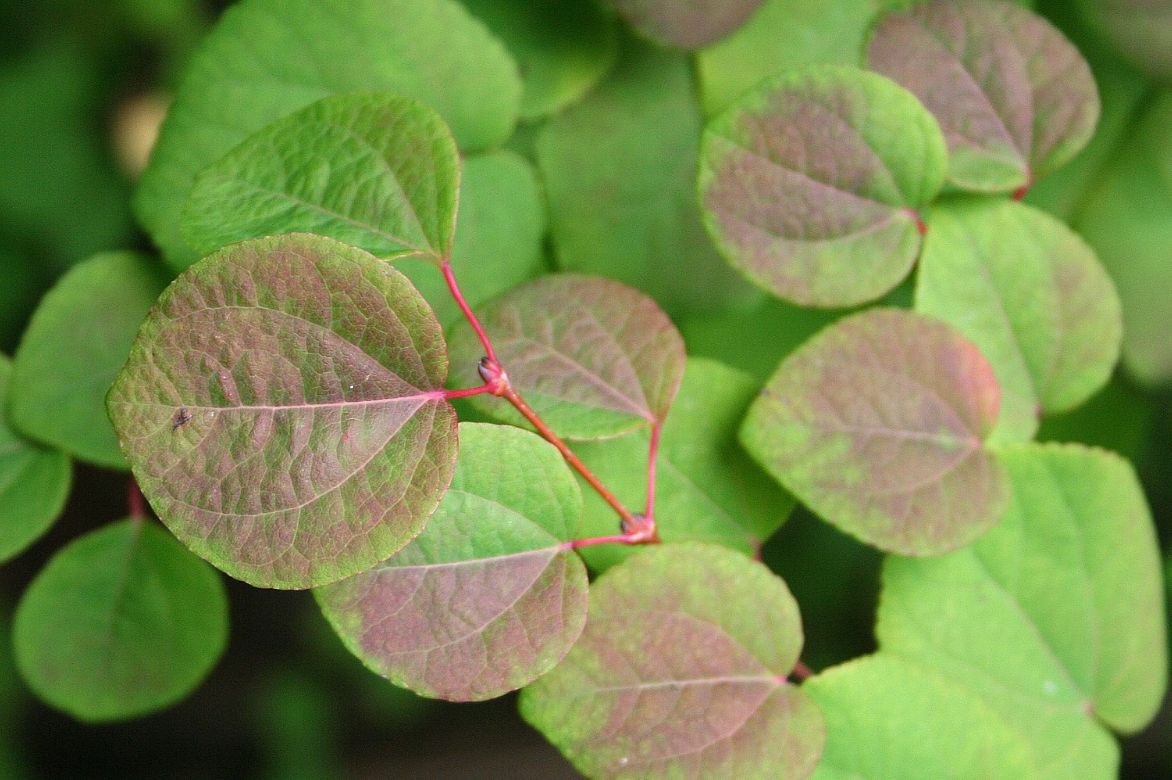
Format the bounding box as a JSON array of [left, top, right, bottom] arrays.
[[604, 0, 764, 49], [521, 543, 824, 778], [12, 519, 228, 721], [699, 66, 946, 307], [1076, 0, 1172, 81], [107, 233, 458, 589], [316, 422, 587, 701], [867, 0, 1099, 193], [741, 308, 1009, 555]]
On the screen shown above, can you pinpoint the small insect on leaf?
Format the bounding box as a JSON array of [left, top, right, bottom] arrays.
[[171, 408, 192, 431]]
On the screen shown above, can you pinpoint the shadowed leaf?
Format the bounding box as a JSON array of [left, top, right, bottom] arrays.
[[867, 0, 1099, 192], [605, 0, 764, 49], [521, 543, 824, 778], [316, 423, 587, 701], [741, 308, 1009, 555], [107, 233, 458, 589], [699, 66, 946, 307]]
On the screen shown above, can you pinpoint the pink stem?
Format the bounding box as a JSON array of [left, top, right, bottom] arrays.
[[441, 259, 496, 365], [560, 533, 645, 551], [128, 477, 146, 520], [442, 384, 495, 400], [791, 660, 814, 682], [645, 421, 662, 519]]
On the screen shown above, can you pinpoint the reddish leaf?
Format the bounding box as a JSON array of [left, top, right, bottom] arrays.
[[606, 0, 765, 49]]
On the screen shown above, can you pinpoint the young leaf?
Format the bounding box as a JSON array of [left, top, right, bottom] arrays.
[[867, 0, 1099, 193], [8, 252, 171, 469], [316, 423, 587, 702], [699, 66, 947, 307], [181, 92, 461, 263], [573, 358, 795, 572], [449, 274, 686, 440], [107, 233, 458, 589], [520, 543, 824, 778], [878, 444, 1167, 774], [0, 355, 71, 563], [916, 198, 1122, 443], [12, 519, 228, 722], [741, 308, 1009, 555], [135, 0, 521, 268], [604, 0, 765, 49]]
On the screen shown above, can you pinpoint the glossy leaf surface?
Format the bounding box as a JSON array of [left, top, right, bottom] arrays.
[[521, 543, 824, 778], [13, 519, 228, 721], [107, 234, 458, 589], [867, 0, 1099, 192], [450, 274, 686, 440], [742, 309, 1008, 555], [8, 252, 170, 468], [182, 93, 460, 263], [700, 66, 946, 307], [317, 423, 587, 701], [605, 0, 764, 49]]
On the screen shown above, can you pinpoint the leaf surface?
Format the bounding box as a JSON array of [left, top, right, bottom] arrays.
[[107, 233, 458, 589], [741, 308, 1008, 555], [521, 543, 824, 778], [13, 519, 228, 721], [604, 0, 765, 49], [699, 66, 946, 307], [316, 422, 587, 701]]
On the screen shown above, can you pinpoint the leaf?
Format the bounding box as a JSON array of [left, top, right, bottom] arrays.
[[12, 519, 228, 722], [867, 0, 1100, 193], [537, 32, 758, 317], [915, 198, 1122, 444], [460, 0, 617, 120], [316, 422, 587, 701], [806, 655, 1035, 779], [0, 355, 71, 563], [521, 543, 824, 778], [699, 66, 947, 307], [1076, 0, 1172, 81], [604, 0, 765, 49], [877, 444, 1167, 774], [1038, 375, 1156, 464], [449, 274, 686, 440], [181, 92, 461, 263], [573, 358, 795, 572], [106, 233, 458, 589], [134, 0, 521, 269], [8, 252, 171, 469], [741, 308, 1009, 555]]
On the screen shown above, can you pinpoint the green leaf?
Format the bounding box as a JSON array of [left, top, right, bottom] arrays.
[[604, 0, 765, 49], [806, 655, 1035, 779], [0, 355, 71, 563], [573, 358, 795, 572], [1076, 0, 1172, 81], [915, 198, 1122, 444], [181, 92, 461, 263], [460, 0, 617, 120], [521, 543, 824, 778], [537, 32, 758, 317], [449, 274, 686, 440], [741, 308, 1009, 555], [135, 0, 521, 268], [316, 422, 587, 701], [878, 443, 1167, 774], [1038, 375, 1156, 465], [699, 66, 946, 307], [107, 234, 458, 589], [867, 0, 1100, 193], [8, 252, 171, 469], [12, 519, 228, 722]]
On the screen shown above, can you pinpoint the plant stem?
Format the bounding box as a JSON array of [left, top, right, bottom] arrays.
[[645, 421, 662, 520], [442, 384, 495, 400], [128, 477, 146, 520], [791, 660, 814, 682], [441, 259, 496, 364], [560, 532, 646, 551]]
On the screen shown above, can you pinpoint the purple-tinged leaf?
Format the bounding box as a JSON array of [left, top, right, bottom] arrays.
[[699, 66, 947, 307], [867, 0, 1100, 193], [741, 309, 1009, 555], [450, 274, 686, 440], [316, 423, 587, 702], [521, 543, 824, 778], [606, 0, 765, 50], [107, 233, 458, 589]]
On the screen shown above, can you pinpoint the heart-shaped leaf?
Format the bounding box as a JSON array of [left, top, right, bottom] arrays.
[[916, 198, 1122, 444], [13, 519, 228, 722], [699, 66, 947, 307], [521, 543, 824, 778], [741, 308, 1009, 555], [449, 274, 686, 440], [107, 233, 458, 589], [877, 444, 1167, 774], [316, 422, 587, 701], [605, 0, 765, 49], [8, 252, 170, 469], [181, 92, 461, 263], [867, 0, 1099, 193]]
